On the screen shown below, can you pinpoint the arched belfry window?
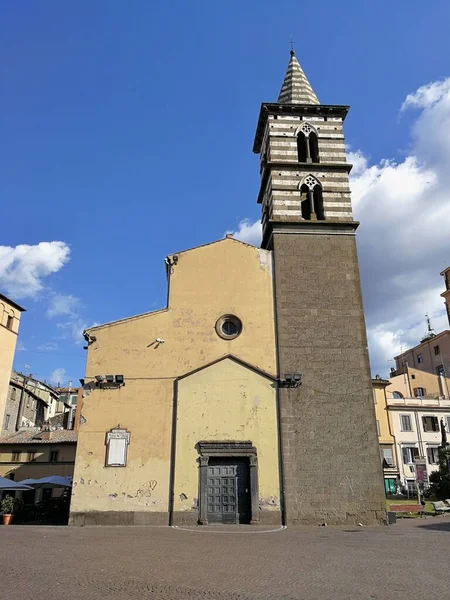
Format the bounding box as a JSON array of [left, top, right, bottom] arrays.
[[296, 123, 319, 164], [299, 175, 325, 221]]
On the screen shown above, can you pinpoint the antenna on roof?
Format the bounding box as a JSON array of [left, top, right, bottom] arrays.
[[421, 314, 437, 342]]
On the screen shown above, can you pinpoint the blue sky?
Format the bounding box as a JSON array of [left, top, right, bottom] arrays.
[[2, 1, 450, 384]]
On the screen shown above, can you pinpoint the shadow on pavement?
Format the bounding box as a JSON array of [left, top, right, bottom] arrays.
[[416, 521, 450, 532]]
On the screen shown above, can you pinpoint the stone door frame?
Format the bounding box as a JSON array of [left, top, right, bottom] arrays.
[[197, 441, 260, 525]]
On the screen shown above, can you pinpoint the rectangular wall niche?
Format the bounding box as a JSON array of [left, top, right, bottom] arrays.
[[105, 427, 130, 467]]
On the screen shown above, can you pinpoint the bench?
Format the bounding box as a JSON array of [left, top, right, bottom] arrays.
[[431, 501, 450, 515], [389, 504, 424, 517]]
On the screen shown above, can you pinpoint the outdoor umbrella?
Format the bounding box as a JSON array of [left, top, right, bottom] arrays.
[[0, 476, 33, 491], [20, 475, 72, 489]]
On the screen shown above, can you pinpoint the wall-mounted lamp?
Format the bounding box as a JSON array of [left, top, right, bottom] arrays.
[[279, 373, 302, 388], [95, 374, 125, 389]]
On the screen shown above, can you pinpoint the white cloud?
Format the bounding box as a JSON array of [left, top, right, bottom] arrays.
[[226, 219, 262, 246], [47, 294, 80, 318], [0, 242, 70, 299], [351, 77, 450, 375], [37, 342, 59, 352], [401, 79, 450, 111], [49, 368, 66, 387], [57, 317, 87, 344]]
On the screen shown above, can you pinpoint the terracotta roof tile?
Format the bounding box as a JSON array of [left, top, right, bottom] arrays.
[[0, 430, 77, 444]]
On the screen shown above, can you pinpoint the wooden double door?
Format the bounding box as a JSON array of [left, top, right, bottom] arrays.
[[206, 457, 251, 524]]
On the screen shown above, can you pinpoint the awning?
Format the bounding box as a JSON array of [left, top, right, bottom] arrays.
[[0, 476, 33, 491], [20, 475, 72, 489]]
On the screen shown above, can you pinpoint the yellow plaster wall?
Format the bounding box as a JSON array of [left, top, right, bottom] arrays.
[[72, 239, 277, 515], [372, 384, 394, 444], [0, 301, 22, 432], [71, 379, 173, 513], [174, 358, 280, 513], [388, 367, 450, 399], [84, 239, 276, 379], [0, 443, 76, 479]]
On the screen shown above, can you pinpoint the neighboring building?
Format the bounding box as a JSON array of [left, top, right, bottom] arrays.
[[70, 50, 385, 527], [441, 266, 450, 327], [388, 366, 450, 402], [2, 372, 64, 435], [372, 377, 399, 494], [0, 293, 25, 436], [385, 391, 450, 496], [0, 429, 77, 501], [55, 387, 79, 410], [394, 269, 450, 378], [373, 368, 450, 496]]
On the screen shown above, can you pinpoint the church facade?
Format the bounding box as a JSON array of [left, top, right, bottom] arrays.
[[70, 52, 386, 526]]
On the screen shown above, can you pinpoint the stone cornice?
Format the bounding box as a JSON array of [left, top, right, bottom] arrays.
[[253, 103, 350, 153]]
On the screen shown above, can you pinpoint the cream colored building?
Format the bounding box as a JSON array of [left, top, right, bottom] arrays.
[[0, 294, 25, 433], [372, 378, 399, 494], [385, 370, 450, 495]]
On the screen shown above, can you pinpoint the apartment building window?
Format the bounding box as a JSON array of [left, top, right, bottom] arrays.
[[380, 446, 395, 467], [6, 315, 13, 330], [50, 450, 59, 463], [27, 452, 36, 462], [392, 391, 403, 399], [446, 416, 450, 433], [414, 387, 426, 397], [4, 413, 11, 430], [436, 365, 444, 377], [400, 414, 413, 431], [417, 354, 423, 364], [422, 415, 439, 432], [434, 345, 440, 355], [11, 451, 21, 462], [427, 447, 440, 465], [402, 446, 419, 465], [11, 387, 16, 401]]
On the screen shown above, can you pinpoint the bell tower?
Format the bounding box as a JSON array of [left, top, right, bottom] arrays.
[[253, 51, 386, 525]]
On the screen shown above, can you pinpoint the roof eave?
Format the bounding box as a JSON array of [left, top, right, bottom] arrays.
[[0, 293, 26, 312]]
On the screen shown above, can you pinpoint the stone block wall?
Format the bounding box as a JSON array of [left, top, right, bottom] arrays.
[[272, 228, 386, 525]]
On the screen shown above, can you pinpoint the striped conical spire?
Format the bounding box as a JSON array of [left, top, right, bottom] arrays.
[[277, 50, 319, 105]]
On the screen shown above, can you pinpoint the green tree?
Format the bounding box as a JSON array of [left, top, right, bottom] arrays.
[[429, 447, 450, 498]]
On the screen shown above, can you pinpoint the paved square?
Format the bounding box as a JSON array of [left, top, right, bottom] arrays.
[[1, 518, 449, 599]]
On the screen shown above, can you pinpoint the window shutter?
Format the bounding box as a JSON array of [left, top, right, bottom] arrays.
[[423, 388, 427, 396], [402, 448, 408, 464], [413, 447, 420, 459], [382, 448, 394, 467], [413, 388, 418, 396]]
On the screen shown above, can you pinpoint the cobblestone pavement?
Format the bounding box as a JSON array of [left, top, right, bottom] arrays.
[[1, 517, 449, 600]]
